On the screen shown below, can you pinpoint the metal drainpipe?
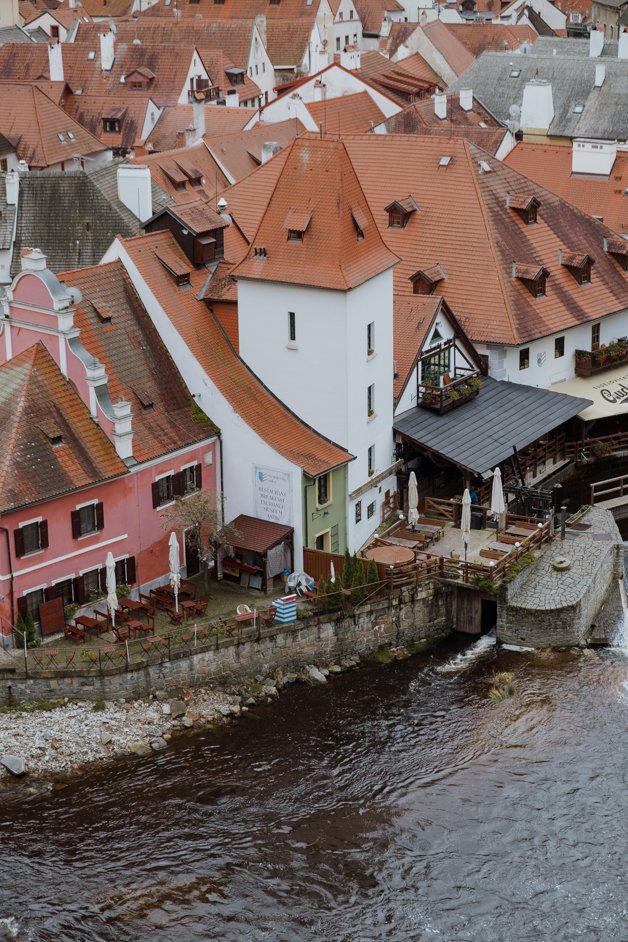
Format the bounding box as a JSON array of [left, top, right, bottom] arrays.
[[0, 524, 15, 637], [304, 480, 315, 548]]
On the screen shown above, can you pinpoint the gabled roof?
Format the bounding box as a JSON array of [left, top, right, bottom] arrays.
[[162, 200, 228, 234], [420, 20, 476, 77], [232, 136, 399, 291], [445, 23, 537, 57], [354, 0, 404, 35], [135, 142, 231, 204], [0, 343, 126, 513], [58, 260, 218, 463], [356, 51, 442, 103], [504, 143, 628, 235], [5, 168, 142, 276], [204, 118, 303, 183], [228, 514, 293, 553], [120, 229, 354, 477], [0, 81, 106, 167], [338, 134, 628, 345], [306, 91, 386, 135]]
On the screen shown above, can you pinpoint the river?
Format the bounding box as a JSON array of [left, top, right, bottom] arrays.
[[2, 608, 628, 942]]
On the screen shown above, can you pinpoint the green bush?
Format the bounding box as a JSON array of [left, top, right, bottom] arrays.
[[350, 557, 365, 604], [366, 558, 379, 586], [342, 548, 353, 589]]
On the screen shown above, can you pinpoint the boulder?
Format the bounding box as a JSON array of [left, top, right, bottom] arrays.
[[261, 684, 278, 698], [161, 703, 172, 716], [0, 755, 26, 777], [168, 700, 186, 719], [328, 664, 343, 674], [306, 665, 327, 684], [150, 738, 168, 752], [182, 717, 194, 729], [129, 742, 151, 757]]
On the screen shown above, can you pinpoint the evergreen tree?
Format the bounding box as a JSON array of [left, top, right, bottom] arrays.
[[342, 548, 353, 588], [351, 557, 365, 605], [366, 558, 379, 586], [317, 577, 328, 612]]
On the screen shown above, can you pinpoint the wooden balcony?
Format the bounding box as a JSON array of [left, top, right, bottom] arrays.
[[417, 371, 481, 415], [575, 342, 628, 377]]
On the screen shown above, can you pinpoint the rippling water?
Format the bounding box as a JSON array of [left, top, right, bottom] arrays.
[[2, 631, 628, 942]]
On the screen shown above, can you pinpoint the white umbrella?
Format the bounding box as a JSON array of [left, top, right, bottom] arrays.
[[491, 466, 506, 537], [330, 560, 336, 584], [105, 552, 118, 628], [461, 488, 472, 562], [407, 471, 419, 528], [168, 531, 181, 613]]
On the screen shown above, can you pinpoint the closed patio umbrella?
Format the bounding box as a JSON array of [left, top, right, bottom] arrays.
[[461, 488, 472, 562], [105, 552, 118, 628], [407, 471, 419, 528], [330, 560, 336, 584], [491, 467, 506, 537], [169, 531, 181, 613]]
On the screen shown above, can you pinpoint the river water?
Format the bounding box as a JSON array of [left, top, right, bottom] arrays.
[[2, 611, 628, 942]]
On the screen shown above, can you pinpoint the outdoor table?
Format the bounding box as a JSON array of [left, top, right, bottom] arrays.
[[505, 526, 535, 538], [365, 545, 415, 566], [412, 523, 444, 537], [488, 541, 514, 553], [234, 611, 257, 623], [127, 619, 151, 638], [119, 597, 152, 618], [181, 600, 198, 618], [75, 615, 105, 635]]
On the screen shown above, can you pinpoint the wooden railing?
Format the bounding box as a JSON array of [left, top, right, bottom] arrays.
[[417, 371, 481, 415], [590, 474, 628, 506], [565, 430, 628, 465], [575, 344, 628, 377]]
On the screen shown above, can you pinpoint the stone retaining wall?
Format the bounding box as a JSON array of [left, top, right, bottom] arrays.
[[2, 584, 455, 703]]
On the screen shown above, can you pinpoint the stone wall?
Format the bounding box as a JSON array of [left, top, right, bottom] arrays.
[[2, 583, 455, 703]]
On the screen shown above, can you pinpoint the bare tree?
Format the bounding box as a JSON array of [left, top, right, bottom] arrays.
[[160, 492, 240, 589]]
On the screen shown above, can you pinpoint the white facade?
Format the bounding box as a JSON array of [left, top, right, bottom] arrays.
[[102, 239, 308, 569], [572, 139, 618, 176], [479, 308, 628, 388], [497, 0, 567, 31], [177, 50, 213, 106], [237, 270, 397, 550], [326, 0, 364, 54], [0, 0, 18, 28]]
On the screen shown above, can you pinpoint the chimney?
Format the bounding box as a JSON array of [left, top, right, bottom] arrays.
[[20, 248, 47, 272], [313, 79, 326, 102], [100, 30, 115, 71], [17, 160, 29, 174], [116, 164, 152, 222], [111, 398, 133, 460], [433, 92, 447, 120], [48, 41, 64, 82], [5, 170, 18, 207], [589, 25, 604, 57], [261, 141, 281, 163], [254, 13, 267, 49], [340, 47, 361, 69], [459, 88, 473, 111], [175, 130, 186, 149], [520, 79, 554, 132], [594, 63, 606, 87], [619, 28, 628, 59], [133, 139, 148, 157], [192, 99, 205, 140]]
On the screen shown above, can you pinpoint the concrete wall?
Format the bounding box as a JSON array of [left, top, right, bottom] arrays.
[[2, 582, 455, 702]]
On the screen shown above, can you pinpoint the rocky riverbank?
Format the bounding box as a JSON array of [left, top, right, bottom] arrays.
[[0, 654, 367, 786]]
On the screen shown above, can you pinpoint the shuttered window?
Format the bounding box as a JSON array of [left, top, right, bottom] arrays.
[[152, 465, 201, 508], [14, 520, 49, 558], [71, 502, 104, 538]]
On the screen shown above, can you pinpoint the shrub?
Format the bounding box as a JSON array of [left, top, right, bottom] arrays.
[[366, 558, 379, 586], [488, 671, 517, 701], [317, 577, 329, 612], [350, 558, 365, 605], [92, 700, 106, 712], [342, 548, 353, 589]]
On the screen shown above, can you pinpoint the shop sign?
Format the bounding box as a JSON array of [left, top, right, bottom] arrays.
[[592, 371, 628, 408], [253, 466, 292, 524]]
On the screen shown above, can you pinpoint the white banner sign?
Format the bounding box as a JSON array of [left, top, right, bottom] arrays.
[[253, 466, 292, 525]]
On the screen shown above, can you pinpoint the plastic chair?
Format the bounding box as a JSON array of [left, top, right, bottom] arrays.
[[236, 604, 252, 616]]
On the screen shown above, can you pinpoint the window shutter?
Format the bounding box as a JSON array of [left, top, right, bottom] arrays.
[[98, 569, 107, 593], [73, 575, 86, 605], [14, 528, 25, 559], [195, 463, 202, 490], [125, 556, 136, 585], [39, 519, 49, 550], [17, 596, 28, 620], [71, 509, 81, 539], [95, 502, 104, 531], [172, 471, 185, 498], [44, 586, 53, 602], [152, 481, 161, 508]]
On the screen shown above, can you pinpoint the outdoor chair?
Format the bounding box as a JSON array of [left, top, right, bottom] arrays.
[[64, 623, 85, 644], [112, 625, 129, 643], [193, 595, 209, 617], [236, 604, 252, 615], [260, 606, 276, 626], [167, 608, 185, 626]]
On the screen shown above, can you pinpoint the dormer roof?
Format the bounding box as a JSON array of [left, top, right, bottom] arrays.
[[409, 263, 446, 288], [384, 195, 419, 216]]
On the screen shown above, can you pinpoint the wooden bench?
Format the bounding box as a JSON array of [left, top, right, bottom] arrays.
[[480, 548, 506, 561]]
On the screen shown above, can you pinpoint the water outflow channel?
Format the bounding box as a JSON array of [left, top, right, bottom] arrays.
[[2, 573, 628, 942]]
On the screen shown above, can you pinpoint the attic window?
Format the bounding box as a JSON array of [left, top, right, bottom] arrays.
[[562, 252, 594, 285], [283, 208, 313, 241], [513, 262, 549, 298], [438, 156, 451, 167], [134, 387, 155, 412], [510, 68, 521, 77], [93, 303, 112, 323], [572, 103, 584, 114], [605, 238, 628, 271], [67, 130, 76, 141], [39, 423, 64, 447], [87, 50, 95, 60], [479, 160, 492, 173], [156, 251, 191, 286], [508, 194, 540, 225], [253, 246, 268, 258], [409, 264, 446, 295], [384, 196, 418, 229], [351, 212, 365, 241], [57, 132, 66, 143]]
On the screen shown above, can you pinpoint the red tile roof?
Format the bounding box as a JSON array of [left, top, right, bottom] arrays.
[[393, 295, 442, 402], [58, 260, 218, 463], [421, 21, 476, 77], [120, 229, 354, 477], [134, 142, 231, 204], [445, 23, 538, 57], [233, 136, 399, 291], [228, 514, 293, 552], [306, 91, 386, 134], [354, 0, 404, 35], [0, 82, 106, 168], [339, 134, 628, 345], [356, 50, 442, 103], [203, 118, 304, 183], [504, 143, 628, 236], [0, 343, 126, 513]]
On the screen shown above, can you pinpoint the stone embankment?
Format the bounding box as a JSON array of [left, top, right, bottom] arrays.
[[0, 654, 372, 784]]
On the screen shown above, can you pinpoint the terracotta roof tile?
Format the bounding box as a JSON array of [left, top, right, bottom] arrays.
[[134, 142, 231, 204], [445, 23, 538, 57], [393, 295, 441, 402], [233, 136, 399, 291], [354, 0, 404, 35], [356, 51, 442, 103], [306, 91, 386, 134], [203, 118, 304, 183], [58, 259, 218, 464], [504, 143, 628, 236], [420, 21, 476, 77], [121, 229, 353, 477], [227, 514, 293, 553], [0, 343, 126, 512]]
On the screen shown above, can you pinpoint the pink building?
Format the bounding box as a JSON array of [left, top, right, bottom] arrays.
[[0, 249, 219, 643]]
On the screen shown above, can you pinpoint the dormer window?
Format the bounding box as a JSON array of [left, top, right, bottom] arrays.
[[562, 252, 594, 285], [156, 251, 191, 286], [102, 106, 125, 135], [351, 206, 367, 242], [605, 238, 628, 271], [225, 67, 245, 86], [384, 196, 418, 229], [513, 262, 549, 298], [409, 264, 446, 296], [508, 194, 540, 225], [283, 209, 312, 242]]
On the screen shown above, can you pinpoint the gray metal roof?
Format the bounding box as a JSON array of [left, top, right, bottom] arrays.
[[393, 376, 592, 477], [449, 48, 628, 140]]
